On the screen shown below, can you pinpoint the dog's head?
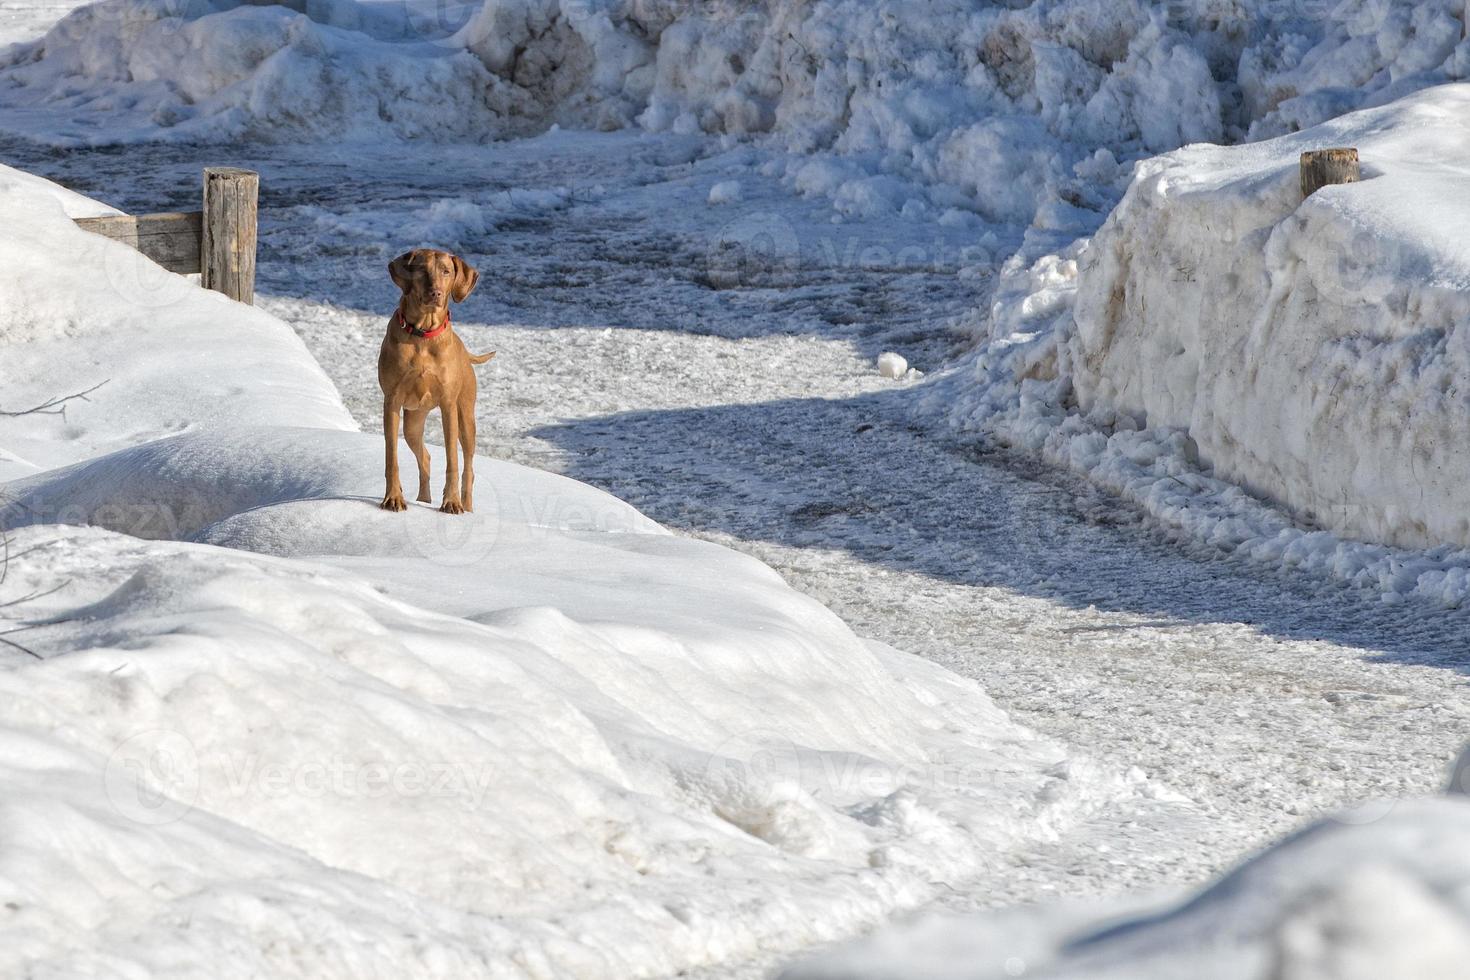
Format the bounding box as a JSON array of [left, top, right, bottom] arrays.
[[389, 248, 478, 311]]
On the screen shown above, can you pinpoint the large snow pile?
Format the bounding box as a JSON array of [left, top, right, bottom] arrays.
[[0, 164, 1154, 974], [787, 788, 1470, 980], [3, 0, 1468, 225], [1071, 85, 1470, 551], [922, 82, 1470, 602]]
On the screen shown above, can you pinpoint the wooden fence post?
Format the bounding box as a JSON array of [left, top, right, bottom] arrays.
[[201, 167, 259, 304], [1300, 148, 1359, 199]]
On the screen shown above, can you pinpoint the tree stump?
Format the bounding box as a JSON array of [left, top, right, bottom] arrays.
[[1300, 148, 1359, 199], [201, 167, 259, 304]]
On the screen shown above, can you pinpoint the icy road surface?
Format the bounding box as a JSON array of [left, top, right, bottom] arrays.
[[8, 129, 1470, 937]]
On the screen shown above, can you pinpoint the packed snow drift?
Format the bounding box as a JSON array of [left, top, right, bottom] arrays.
[[0, 164, 1158, 974]]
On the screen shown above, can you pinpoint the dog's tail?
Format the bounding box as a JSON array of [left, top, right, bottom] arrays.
[[469, 351, 497, 365]]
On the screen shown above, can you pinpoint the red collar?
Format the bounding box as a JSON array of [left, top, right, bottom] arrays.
[[397, 308, 450, 339]]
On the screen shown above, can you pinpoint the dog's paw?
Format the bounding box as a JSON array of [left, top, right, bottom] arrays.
[[439, 499, 465, 516], [416, 490, 432, 504], [380, 493, 408, 512]]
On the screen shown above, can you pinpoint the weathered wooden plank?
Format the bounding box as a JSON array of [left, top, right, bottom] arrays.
[[1300, 148, 1359, 199], [73, 211, 202, 274], [201, 168, 259, 305]]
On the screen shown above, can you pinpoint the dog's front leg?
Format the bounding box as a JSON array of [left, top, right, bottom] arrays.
[[381, 401, 408, 512], [403, 409, 432, 503], [439, 400, 464, 515]]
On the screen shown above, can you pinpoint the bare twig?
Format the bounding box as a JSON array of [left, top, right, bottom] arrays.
[[0, 634, 43, 661], [0, 580, 70, 609], [0, 539, 62, 569], [0, 494, 69, 655], [0, 380, 109, 419]]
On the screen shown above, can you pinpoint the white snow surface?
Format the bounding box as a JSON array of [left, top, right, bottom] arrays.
[[787, 793, 1470, 980], [0, 164, 1147, 975]]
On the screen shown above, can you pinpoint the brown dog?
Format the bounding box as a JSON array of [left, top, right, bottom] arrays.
[[378, 248, 495, 515]]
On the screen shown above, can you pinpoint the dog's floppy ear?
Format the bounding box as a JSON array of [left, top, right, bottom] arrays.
[[450, 255, 479, 303], [388, 251, 415, 292]]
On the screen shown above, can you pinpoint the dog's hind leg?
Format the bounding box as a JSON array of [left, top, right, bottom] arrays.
[[403, 408, 432, 503], [458, 404, 476, 512]]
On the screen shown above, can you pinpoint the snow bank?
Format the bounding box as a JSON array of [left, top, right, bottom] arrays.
[[5, 0, 1469, 227], [787, 792, 1470, 980], [0, 163, 352, 482], [0, 455, 1112, 974], [0, 165, 1145, 973], [1070, 84, 1470, 552], [921, 83, 1470, 603]]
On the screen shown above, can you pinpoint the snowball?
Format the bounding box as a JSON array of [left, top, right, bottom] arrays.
[[877, 352, 908, 379], [707, 179, 742, 205]]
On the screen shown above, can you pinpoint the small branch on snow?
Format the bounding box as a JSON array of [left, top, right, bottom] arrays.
[[0, 498, 68, 661], [0, 580, 70, 609], [0, 634, 44, 661], [0, 380, 109, 419]]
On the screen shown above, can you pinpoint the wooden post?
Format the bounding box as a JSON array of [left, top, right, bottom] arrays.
[[201, 167, 259, 304], [1300, 148, 1359, 199]]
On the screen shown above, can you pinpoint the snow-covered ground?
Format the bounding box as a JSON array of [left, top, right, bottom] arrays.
[[6, 0, 1470, 976], [7, 120, 1468, 970], [0, 161, 1171, 976]]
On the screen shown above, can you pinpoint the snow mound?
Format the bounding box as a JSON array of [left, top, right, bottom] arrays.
[[0, 519, 1106, 977], [0, 163, 352, 483], [786, 795, 1470, 980], [921, 83, 1470, 603], [1070, 83, 1470, 552], [1, 425, 659, 543], [4, 0, 1468, 226]]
